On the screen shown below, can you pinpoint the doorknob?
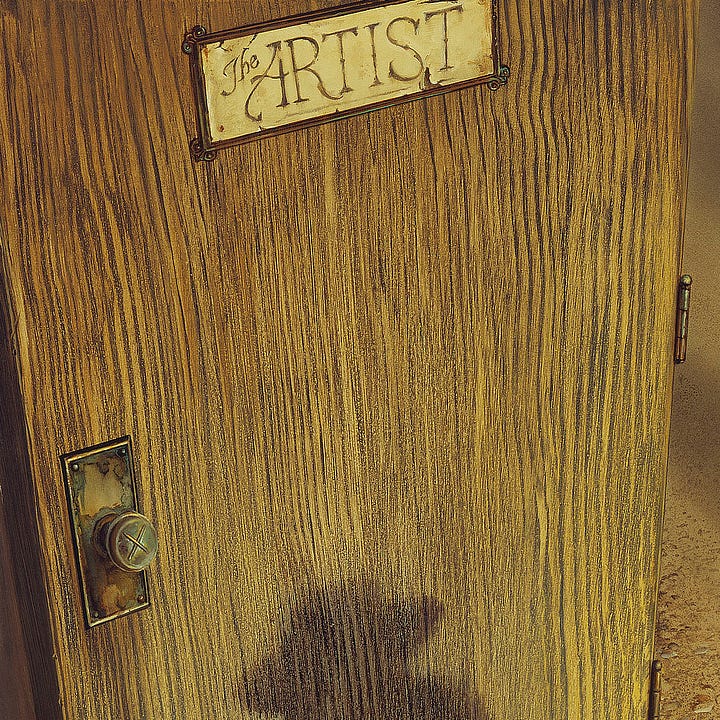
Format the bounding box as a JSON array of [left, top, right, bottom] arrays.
[[62, 437, 155, 626], [94, 512, 158, 572]]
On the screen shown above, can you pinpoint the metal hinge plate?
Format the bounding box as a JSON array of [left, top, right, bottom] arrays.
[[674, 275, 692, 364], [649, 660, 662, 720]]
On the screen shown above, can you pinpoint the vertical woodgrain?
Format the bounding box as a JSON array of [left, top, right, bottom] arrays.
[[0, 409, 39, 720], [0, 1, 695, 719], [0, 265, 38, 720], [0, 7, 62, 719]]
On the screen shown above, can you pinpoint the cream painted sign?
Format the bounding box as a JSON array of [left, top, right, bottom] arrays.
[[183, 0, 507, 160]]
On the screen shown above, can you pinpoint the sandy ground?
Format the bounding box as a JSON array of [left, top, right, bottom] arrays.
[[657, 404, 720, 719]]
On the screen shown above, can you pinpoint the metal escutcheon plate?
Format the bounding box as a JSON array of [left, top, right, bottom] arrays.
[[62, 437, 151, 627]]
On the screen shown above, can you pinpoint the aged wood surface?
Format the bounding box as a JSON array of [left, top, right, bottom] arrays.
[[0, 11, 60, 719], [0, 1, 694, 718], [0, 297, 35, 720]]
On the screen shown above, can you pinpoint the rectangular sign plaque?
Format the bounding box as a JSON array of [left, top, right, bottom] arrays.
[[182, 0, 508, 161]]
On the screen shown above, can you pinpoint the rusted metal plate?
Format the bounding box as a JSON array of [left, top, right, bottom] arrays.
[[182, 0, 508, 160], [62, 438, 151, 628]]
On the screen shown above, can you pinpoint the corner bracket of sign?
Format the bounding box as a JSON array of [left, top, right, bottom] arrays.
[[183, 1, 509, 162], [190, 137, 217, 163], [489, 65, 511, 91], [181, 24, 207, 55]]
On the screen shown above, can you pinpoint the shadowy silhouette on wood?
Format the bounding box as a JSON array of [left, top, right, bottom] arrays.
[[244, 581, 488, 719]]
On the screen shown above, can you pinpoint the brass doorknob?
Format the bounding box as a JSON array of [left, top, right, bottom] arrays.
[[93, 512, 158, 572]]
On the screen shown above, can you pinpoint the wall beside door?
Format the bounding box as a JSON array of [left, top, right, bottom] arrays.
[[656, 0, 720, 716]]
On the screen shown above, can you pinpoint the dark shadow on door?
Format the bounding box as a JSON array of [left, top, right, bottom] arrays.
[[244, 581, 489, 719]]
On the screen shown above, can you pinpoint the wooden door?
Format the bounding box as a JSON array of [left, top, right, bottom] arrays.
[[0, 1, 694, 719]]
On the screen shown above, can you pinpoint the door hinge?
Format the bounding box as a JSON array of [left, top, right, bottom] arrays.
[[648, 659, 662, 720], [674, 274, 692, 364]]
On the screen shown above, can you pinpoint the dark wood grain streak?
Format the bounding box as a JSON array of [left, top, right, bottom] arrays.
[[0, 1, 695, 718], [0, 319, 42, 720], [0, 9, 62, 720], [0, 255, 61, 720]]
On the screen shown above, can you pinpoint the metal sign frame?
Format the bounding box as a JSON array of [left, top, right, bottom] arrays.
[[182, 0, 508, 161]]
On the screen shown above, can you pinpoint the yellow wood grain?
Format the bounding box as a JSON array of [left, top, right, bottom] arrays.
[[0, 1, 695, 718]]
